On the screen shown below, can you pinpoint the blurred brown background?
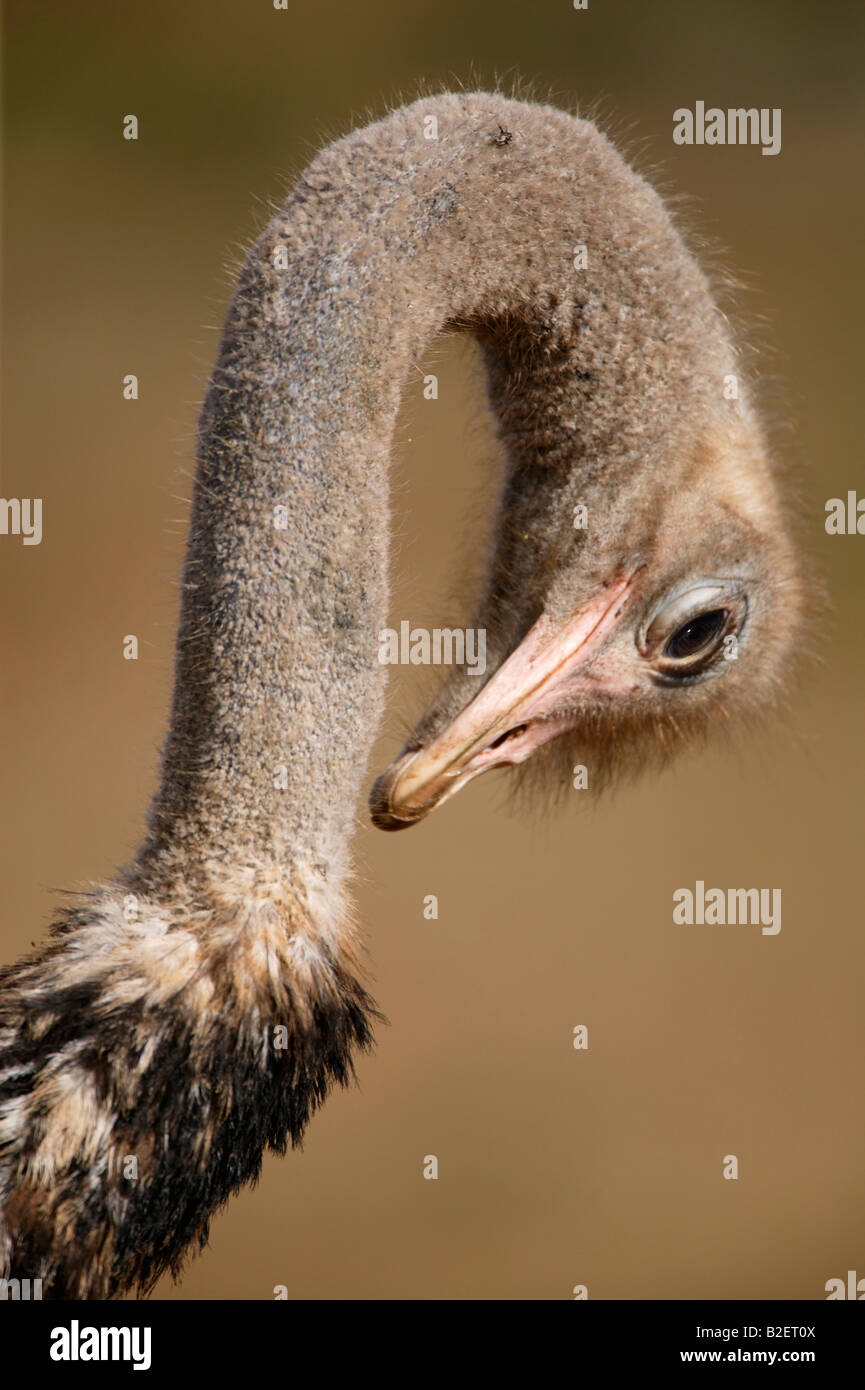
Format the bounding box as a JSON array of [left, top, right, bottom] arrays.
[[2, 0, 863, 1300]]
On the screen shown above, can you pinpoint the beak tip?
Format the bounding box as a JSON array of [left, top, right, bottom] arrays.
[[369, 773, 420, 832]]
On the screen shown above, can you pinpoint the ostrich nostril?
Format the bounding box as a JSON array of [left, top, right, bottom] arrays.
[[487, 723, 529, 750]]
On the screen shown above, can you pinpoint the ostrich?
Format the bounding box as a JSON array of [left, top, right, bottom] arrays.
[[0, 92, 802, 1299]]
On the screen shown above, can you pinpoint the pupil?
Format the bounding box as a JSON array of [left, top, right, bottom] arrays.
[[665, 609, 727, 660]]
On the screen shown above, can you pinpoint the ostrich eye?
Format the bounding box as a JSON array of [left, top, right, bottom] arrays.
[[641, 582, 746, 682], [664, 608, 728, 661]]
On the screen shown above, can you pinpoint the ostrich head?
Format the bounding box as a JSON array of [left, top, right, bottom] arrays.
[[371, 395, 803, 829]]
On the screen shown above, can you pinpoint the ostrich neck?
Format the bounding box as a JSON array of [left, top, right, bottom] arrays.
[[135, 93, 728, 899]]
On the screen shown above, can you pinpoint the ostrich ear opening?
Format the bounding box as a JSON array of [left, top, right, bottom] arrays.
[[369, 570, 639, 829]]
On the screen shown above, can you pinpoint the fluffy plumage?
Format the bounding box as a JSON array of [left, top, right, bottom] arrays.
[[0, 875, 374, 1297]]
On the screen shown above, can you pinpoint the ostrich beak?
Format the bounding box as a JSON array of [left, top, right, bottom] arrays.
[[370, 570, 638, 830]]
